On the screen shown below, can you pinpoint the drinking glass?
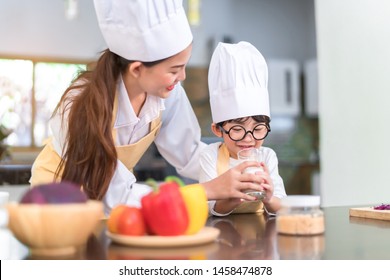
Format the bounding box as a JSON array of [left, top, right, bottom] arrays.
[[237, 148, 265, 200], [237, 148, 264, 174]]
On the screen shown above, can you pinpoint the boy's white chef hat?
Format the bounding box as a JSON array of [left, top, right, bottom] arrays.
[[208, 41, 270, 123], [94, 0, 193, 62]]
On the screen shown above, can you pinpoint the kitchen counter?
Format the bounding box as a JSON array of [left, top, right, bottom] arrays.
[[0, 164, 32, 185], [2, 205, 390, 260]]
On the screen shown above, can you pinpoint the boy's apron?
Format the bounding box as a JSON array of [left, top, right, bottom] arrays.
[[30, 93, 161, 186], [216, 143, 264, 214]]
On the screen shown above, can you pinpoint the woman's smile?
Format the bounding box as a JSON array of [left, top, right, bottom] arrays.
[[166, 85, 175, 91]]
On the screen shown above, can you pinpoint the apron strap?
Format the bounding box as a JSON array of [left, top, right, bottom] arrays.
[[112, 91, 162, 172], [217, 143, 230, 175]]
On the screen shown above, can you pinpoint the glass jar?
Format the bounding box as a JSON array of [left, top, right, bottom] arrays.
[[276, 195, 325, 235], [277, 234, 325, 259]]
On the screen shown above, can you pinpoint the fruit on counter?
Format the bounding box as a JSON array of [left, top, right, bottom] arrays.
[[141, 181, 189, 236], [180, 184, 208, 235], [107, 205, 146, 236], [20, 181, 88, 204]]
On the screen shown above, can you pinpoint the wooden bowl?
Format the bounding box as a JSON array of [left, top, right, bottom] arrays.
[[6, 200, 103, 256]]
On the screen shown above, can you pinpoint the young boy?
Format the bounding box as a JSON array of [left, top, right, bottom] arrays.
[[199, 41, 287, 216]]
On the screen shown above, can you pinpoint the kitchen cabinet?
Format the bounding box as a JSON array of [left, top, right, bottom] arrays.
[[267, 59, 301, 116], [0, 164, 32, 185]]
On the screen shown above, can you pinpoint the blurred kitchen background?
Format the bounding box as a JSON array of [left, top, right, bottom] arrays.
[[2, 0, 390, 208], [0, 0, 319, 196]]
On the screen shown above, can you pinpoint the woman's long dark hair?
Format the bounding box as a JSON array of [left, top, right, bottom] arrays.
[[53, 49, 170, 199], [53, 49, 128, 200]]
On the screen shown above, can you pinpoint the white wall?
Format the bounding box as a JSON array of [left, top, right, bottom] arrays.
[[0, 0, 105, 61], [316, 0, 390, 206], [192, 0, 316, 65], [0, 0, 316, 65]]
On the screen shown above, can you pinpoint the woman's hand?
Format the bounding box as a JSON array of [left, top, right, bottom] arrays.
[[202, 161, 264, 201]]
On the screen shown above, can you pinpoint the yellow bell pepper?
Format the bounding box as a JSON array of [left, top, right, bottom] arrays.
[[148, 176, 208, 235], [179, 184, 209, 235]]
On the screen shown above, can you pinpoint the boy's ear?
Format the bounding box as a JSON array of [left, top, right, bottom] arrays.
[[211, 123, 223, 138], [128, 61, 143, 78]]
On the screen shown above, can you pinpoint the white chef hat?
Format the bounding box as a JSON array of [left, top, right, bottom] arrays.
[[208, 41, 270, 123], [94, 0, 193, 62]]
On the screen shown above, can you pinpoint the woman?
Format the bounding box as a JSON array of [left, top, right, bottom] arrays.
[[30, 0, 263, 214]]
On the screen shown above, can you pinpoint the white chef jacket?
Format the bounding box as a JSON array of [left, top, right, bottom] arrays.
[[199, 142, 286, 216], [49, 75, 206, 215]]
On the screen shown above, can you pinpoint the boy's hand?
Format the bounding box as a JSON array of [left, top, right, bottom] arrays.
[[256, 162, 274, 203]]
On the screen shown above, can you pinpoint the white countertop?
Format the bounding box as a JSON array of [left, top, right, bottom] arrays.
[[0, 185, 29, 202]]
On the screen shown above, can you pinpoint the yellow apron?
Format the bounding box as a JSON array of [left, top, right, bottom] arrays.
[[216, 143, 264, 214], [30, 94, 162, 186]]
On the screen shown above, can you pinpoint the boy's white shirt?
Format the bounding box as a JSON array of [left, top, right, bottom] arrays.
[[199, 142, 287, 216]]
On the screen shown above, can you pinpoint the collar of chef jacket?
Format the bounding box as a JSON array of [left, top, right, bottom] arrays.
[[113, 75, 165, 145]]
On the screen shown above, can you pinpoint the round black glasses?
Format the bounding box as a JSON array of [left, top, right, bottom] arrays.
[[218, 124, 270, 141]]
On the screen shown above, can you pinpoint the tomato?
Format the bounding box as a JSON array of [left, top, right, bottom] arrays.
[[107, 204, 127, 234], [107, 205, 146, 236], [117, 207, 146, 236]]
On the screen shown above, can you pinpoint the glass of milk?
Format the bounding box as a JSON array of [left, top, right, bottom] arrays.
[[237, 148, 264, 173], [237, 148, 265, 200]]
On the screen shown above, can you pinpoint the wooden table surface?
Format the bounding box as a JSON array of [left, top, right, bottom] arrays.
[[3, 206, 390, 260]]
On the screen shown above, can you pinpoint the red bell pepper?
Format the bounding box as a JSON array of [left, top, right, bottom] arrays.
[[141, 181, 189, 236]]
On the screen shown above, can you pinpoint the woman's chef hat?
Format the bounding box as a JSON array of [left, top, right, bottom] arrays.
[[208, 41, 270, 123], [94, 0, 193, 62]]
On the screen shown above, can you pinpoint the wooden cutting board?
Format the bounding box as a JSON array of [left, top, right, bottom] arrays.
[[349, 207, 390, 221]]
